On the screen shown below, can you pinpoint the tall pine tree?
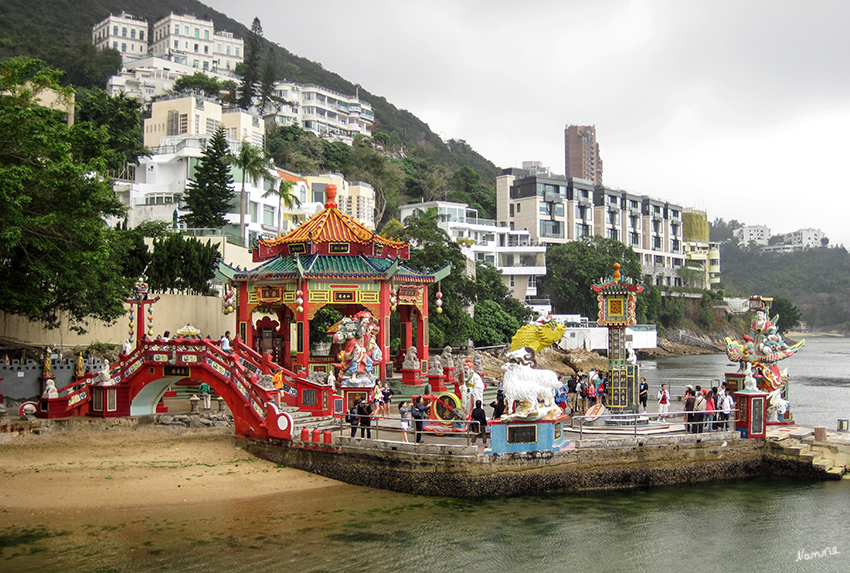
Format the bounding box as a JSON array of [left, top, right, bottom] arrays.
[[236, 18, 263, 110], [181, 125, 233, 229]]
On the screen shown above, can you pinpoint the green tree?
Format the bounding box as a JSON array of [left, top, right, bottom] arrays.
[[257, 47, 281, 114], [173, 72, 222, 98], [472, 300, 520, 346], [539, 237, 642, 318], [146, 234, 220, 295], [75, 87, 148, 175], [770, 296, 802, 334], [227, 142, 276, 243], [182, 125, 233, 229], [344, 144, 405, 224], [262, 177, 301, 232], [0, 57, 130, 331], [236, 17, 263, 110], [58, 39, 122, 89]]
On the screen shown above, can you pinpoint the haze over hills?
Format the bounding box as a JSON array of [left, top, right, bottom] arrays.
[[0, 0, 500, 184]]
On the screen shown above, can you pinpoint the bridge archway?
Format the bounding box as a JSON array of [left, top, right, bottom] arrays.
[[130, 376, 187, 416]]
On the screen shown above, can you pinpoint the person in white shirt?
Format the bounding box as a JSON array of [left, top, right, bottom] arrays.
[[657, 384, 671, 422], [220, 331, 232, 352]]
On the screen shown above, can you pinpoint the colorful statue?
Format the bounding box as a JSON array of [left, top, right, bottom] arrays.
[[333, 311, 381, 386], [726, 297, 803, 421], [510, 321, 566, 353]]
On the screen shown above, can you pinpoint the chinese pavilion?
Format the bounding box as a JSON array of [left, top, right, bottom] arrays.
[[231, 185, 450, 381]]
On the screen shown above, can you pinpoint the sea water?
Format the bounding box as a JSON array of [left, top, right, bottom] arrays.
[[2, 338, 848, 572]]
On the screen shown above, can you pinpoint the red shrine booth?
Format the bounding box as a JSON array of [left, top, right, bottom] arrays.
[[230, 185, 450, 385]]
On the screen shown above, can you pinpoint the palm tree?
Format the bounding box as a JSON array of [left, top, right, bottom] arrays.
[[226, 143, 275, 245], [262, 177, 301, 233]]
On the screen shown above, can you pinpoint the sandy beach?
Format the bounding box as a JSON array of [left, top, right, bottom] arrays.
[[0, 423, 342, 513]]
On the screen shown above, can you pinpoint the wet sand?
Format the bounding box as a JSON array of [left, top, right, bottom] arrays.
[[0, 424, 343, 514]]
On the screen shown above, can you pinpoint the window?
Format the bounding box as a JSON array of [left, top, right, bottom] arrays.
[[203, 61, 209, 71], [516, 203, 521, 213], [184, 26, 189, 35], [540, 220, 564, 238], [130, 29, 136, 39], [140, 31, 144, 41], [509, 204, 514, 217], [509, 275, 515, 288], [174, 40, 179, 49], [528, 275, 538, 289], [226, 46, 231, 55], [226, 61, 230, 70], [204, 30, 209, 40], [194, 28, 200, 38], [204, 45, 208, 54], [121, 43, 127, 52], [249, 201, 258, 223], [235, 48, 240, 57], [263, 205, 276, 227], [113, 26, 118, 35], [193, 60, 199, 68], [113, 42, 118, 49], [175, 24, 180, 34], [194, 44, 199, 52]]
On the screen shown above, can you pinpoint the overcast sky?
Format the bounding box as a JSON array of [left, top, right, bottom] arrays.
[[205, 0, 850, 247]]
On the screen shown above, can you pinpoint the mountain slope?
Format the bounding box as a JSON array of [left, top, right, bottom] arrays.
[[0, 0, 500, 184]]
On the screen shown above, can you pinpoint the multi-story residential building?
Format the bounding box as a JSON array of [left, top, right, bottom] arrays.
[[734, 225, 770, 246], [302, 173, 376, 229], [399, 201, 547, 301], [265, 82, 375, 144], [683, 241, 721, 289], [149, 13, 243, 74], [565, 125, 603, 185], [496, 165, 685, 287], [92, 12, 148, 63], [781, 228, 826, 249], [143, 95, 264, 150]]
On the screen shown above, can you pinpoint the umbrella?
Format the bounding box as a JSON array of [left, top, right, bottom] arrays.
[[176, 324, 201, 337]]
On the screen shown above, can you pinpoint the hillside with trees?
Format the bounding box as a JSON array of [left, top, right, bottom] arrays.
[[0, 0, 501, 224], [710, 219, 850, 334]]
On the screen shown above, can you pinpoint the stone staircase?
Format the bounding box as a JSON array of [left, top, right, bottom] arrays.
[[769, 428, 848, 479]]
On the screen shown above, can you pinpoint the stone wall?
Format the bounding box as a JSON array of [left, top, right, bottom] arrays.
[[243, 432, 827, 498]]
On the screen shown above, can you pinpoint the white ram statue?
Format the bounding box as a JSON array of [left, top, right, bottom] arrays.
[[500, 347, 562, 420]]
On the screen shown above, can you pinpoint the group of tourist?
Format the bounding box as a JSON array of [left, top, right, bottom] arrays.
[[682, 384, 735, 433], [552, 369, 610, 417]]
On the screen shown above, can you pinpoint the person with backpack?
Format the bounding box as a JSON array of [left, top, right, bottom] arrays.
[[693, 388, 708, 434], [357, 398, 373, 439], [567, 374, 578, 415], [596, 376, 607, 407], [657, 384, 670, 422], [578, 374, 588, 415], [586, 374, 597, 406], [639, 377, 649, 414], [348, 398, 361, 437], [555, 376, 567, 413]]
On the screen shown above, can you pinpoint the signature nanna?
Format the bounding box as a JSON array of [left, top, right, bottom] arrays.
[[795, 547, 839, 562]]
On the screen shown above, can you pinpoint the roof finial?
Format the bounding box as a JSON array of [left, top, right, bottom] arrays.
[[613, 262, 621, 281], [324, 184, 338, 208]]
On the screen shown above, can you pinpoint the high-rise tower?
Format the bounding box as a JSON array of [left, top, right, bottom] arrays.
[[565, 125, 603, 185]]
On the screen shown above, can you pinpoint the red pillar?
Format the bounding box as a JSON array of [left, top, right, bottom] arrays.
[[417, 287, 429, 375], [378, 281, 391, 381], [296, 282, 310, 374], [238, 281, 252, 348]]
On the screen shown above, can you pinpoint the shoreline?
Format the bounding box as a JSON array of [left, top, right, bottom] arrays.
[[0, 425, 343, 513]]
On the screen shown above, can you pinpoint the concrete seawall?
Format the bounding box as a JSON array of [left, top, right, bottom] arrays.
[[243, 432, 837, 498]]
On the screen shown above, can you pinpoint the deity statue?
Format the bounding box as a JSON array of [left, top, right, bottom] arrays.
[[97, 360, 112, 385], [42, 349, 52, 379], [472, 352, 483, 374], [460, 359, 484, 416], [499, 347, 563, 421], [75, 352, 84, 378], [333, 311, 381, 386]]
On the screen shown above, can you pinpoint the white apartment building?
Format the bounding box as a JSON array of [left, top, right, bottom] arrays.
[[143, 95, 264, 151], [398, 201, 547, 301], [92, 12, 148, 63], [496, 166, 685, 287], [734, 225, 770, 246], [265, 82, 374, 144], [150, 13, 243, 74], [302, 173, 375, 229], [782, 228, 826, 248], [106, 56, 241, 104]]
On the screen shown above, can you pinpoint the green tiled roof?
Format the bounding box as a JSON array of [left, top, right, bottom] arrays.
[[234, 254, 440, 282]]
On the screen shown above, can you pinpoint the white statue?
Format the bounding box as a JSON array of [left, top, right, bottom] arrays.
[[461, 359, 484, 415], [428, 355, 443, 376], [42, 379, 59, 399], [97, 360, 113, 385], [500, 347, 562, 421], [441, 346, 454, 369], [402, 346, 418, 370]]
